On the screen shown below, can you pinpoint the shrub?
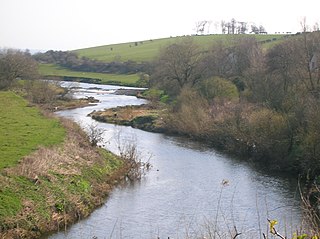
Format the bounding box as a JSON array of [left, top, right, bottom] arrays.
[[245, 108, 290, 157], [198, 76, 239, 101], [164, 88, 211, 137]]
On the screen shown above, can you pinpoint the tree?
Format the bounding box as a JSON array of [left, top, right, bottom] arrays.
[[195, 21, 207, 35], [201, 40, 233, 78], [86, 123, 105, 146], [250, 24, 258, 34], [259, 25, 266, 34], [25, 80, 60, 104], [266, 31, 320, 98], [0, 50, 38, 89], [250, 24, 266, 34], [221, 20, 227, 34], [201, 37, 263, 83], [150, 38, 204, 96], [266, 39, 298, 94], [230, 18, 237, 34], [230, 37, 263, 76], [238, 22, 248, 34]]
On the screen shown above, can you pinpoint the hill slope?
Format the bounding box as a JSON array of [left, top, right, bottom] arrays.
[[38, 64, 140, 86]]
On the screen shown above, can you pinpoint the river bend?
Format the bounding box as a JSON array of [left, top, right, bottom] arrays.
[[49, 82, 302, 239]]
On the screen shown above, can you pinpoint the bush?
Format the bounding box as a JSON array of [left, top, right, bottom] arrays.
[[164, 88, 211, 137], [24, 80, 59, 104], [244, 108, 290, 161], [0, 50, 38, 90], [198, 76, 239, 101]]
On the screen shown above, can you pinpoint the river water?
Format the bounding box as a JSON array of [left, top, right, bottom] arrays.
[[49, 82, 303, 239]]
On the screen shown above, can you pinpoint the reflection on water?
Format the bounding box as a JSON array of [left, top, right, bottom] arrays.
[[49, 83, 302, 239]]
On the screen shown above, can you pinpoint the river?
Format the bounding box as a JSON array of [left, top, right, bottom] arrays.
[[48, 82, 303, 239]]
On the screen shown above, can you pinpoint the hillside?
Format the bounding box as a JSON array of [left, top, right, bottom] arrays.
[[38, 34, 290, 87], [38, 63, 140, 86], [74, 34, 286, 63]]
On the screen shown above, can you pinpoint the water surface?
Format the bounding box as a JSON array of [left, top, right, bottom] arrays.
[[49, 82, 302, 239]]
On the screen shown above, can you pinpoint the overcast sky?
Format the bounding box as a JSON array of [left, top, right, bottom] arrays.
[[1, 0, 319, 51]]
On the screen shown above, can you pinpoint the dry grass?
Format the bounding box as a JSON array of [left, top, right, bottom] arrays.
[[0, 117, 126, 239], [92, 104, 158, 122], [6, 118, 97, 179]]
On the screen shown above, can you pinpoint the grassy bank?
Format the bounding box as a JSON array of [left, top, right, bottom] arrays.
[[38, 63, 139, 86], [0, 91, 65, 170], [0, 91, 126, 238], [74, 34, 285, 62]]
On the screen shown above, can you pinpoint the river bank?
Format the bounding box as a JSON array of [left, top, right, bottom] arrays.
[[88, 102, 320, 221], [88, 102, 316, 174], [88, 104, 166, 133], [0, 104, 131, 239]]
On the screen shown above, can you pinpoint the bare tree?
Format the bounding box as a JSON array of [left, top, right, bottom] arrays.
[[195, 21, 208, 35], [300, 16, 309, 33], [150, 38, 204, 96], [86, 123, 105, 146], [226, 22, 231, 34], [115, 131, 151, 181], [232, 37, 263, 76], [221, 20, 227, 34], [238, 22, 247, 34], [248, 23, 266, 34], [201, 40, 232, 78], [259, 25, 266, 34], [25, 80, 59, 104], [265, 30, 320, 104], [250, 24, 260, 34], [0, 49, 38, 89], [230, 18, 237, 34]]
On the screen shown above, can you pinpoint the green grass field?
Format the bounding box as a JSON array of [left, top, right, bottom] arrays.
[[39, 64, 140, 86], [39, 34, 287, 87], [0, 91, 65, 170], [0, 93, 123, 235], [74, 34, 285, 62]]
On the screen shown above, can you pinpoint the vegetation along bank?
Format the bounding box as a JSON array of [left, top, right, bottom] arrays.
[[0, 50, 142, 238], [88, 32, 320, 227], [1, 30, 320, 236], [0, 90, 132, 238]]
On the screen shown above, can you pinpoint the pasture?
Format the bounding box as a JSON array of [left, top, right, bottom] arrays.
[[39, 64, 140, 86], [74, 34, 285, 62]]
